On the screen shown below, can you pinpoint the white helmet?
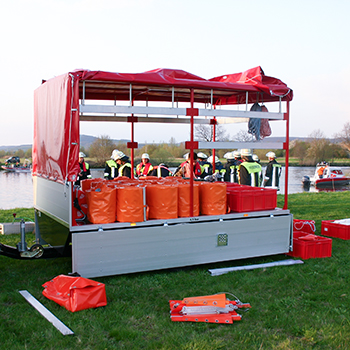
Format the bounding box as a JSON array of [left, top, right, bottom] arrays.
[[252, 154, 259, 162], [111, 149, 125, 161], [233, 150, 241, 158], [79, 152, 86, 158], [197, 152, 207, 159], [111, 149, 120, 160], [141, 153, 150, 160], [266, 151, 276, 159], [207, 155, 220, 163], [183, 153, 189, 159], [241, 149, 252, 156], [224, 152, 234, 159]]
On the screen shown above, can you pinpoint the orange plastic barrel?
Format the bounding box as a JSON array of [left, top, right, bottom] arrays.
[[146, 184, 178, 220], [86, 185, 117, 224], [178, 182, 200, 217], [116, 186, 145, 222], [199, 182, 227, 215]]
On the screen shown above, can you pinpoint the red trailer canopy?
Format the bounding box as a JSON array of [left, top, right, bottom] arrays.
[[33, 67, 292, 184]]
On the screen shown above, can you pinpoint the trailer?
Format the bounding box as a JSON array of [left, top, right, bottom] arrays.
[[2, 66, 293, 277]]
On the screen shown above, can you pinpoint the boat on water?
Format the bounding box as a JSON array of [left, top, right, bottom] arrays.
[[1, 156, 31, 173], [302, 162, 350, 188]]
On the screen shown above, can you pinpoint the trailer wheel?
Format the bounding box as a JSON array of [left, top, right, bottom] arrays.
[[29, 244, 44, 259]]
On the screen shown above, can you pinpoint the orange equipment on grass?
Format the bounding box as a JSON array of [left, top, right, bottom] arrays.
[[169, 293, 251, 324]]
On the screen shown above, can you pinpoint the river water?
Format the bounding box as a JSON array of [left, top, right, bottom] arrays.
[[1, 167, 350, 210]]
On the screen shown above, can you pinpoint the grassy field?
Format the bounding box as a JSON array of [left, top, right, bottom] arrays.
[[1, 193, 350, 349]]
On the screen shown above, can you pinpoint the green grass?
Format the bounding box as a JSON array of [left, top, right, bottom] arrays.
[[1, 193, 350, 349]]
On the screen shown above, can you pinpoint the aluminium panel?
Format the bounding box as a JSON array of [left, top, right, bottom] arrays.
[[72, 213, 292, 278], [198, 141, 285, 150], [79, 104, 284, 120], [33, 176, 70, 226]]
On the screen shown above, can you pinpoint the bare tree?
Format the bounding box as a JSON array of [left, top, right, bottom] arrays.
[[195, 124, 229, 142], [233, 130, 255, 142], [335, 122, 350, 153]]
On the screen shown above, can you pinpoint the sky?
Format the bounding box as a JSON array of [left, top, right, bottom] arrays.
[[1, 0, 350, 146]]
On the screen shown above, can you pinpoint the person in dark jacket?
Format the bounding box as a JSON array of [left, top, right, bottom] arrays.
[[75, 152, 92, 185], [197, 152, 212, 178], [208, 155, 225, 181], [115, 151, 133, 178], [263, 151, 282, 189], [238, 149, 262, 187], [104, 149, 120, 179], [223, 151, 241, 183]]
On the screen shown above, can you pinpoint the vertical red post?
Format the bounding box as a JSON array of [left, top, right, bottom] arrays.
[[212, 117, 216, 173], [283, 101, 290, 210], [131, 114, 135, 179], [190, 89, 194, 217]]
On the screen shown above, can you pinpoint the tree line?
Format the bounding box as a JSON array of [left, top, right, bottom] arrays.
[[2, 123, 350, 167]]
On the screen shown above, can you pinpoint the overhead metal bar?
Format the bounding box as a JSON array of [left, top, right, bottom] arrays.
[[79, 104, 284, 120], [197, 141, 285, 150], [79, 115, 212, 124]]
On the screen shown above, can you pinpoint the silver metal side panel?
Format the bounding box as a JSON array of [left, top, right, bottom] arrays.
[[33, 176, 71, 226], [72, 213, 292, 278]]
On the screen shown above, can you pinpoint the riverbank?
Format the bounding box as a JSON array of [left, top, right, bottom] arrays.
[[1, 192, 350, 349], [2, 156, 350, 169]]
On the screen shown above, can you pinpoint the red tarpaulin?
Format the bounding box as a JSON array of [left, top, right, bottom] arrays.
[[33, 67, 292, 183]]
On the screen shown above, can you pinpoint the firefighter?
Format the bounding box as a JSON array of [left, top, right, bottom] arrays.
[[208, 155, 226, 181], [175, 152, 202, 178], [197, 152, 212, 178], [223, 151, 241, 183], [104, 149, 120, 179], [114, 151, 133, 178], [136, 153, 153, 177], [75, 152, 92, 185], [238, 149, 262, 187], [263, 151, 282, 189]]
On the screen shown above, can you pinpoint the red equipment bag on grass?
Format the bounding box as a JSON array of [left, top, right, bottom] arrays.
[[42, 275, 107, 312], [293, 219, 316, 233]]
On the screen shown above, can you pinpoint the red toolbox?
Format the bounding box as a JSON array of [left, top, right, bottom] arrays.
[[227, 186, 277, 213], [321, 220, 350, 240], [287, 231, 332, 259]]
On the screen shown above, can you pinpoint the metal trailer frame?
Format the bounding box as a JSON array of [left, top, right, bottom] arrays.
[[28, 68, 293, 277]]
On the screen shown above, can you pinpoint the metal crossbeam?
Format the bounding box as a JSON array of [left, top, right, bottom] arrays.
[[79, 104, 284, 120]]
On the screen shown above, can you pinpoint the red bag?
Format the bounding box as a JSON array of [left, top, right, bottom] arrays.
[[260, 105, 272, 139], [293, 219, 316, 233], [42, 275, 107, 312]]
